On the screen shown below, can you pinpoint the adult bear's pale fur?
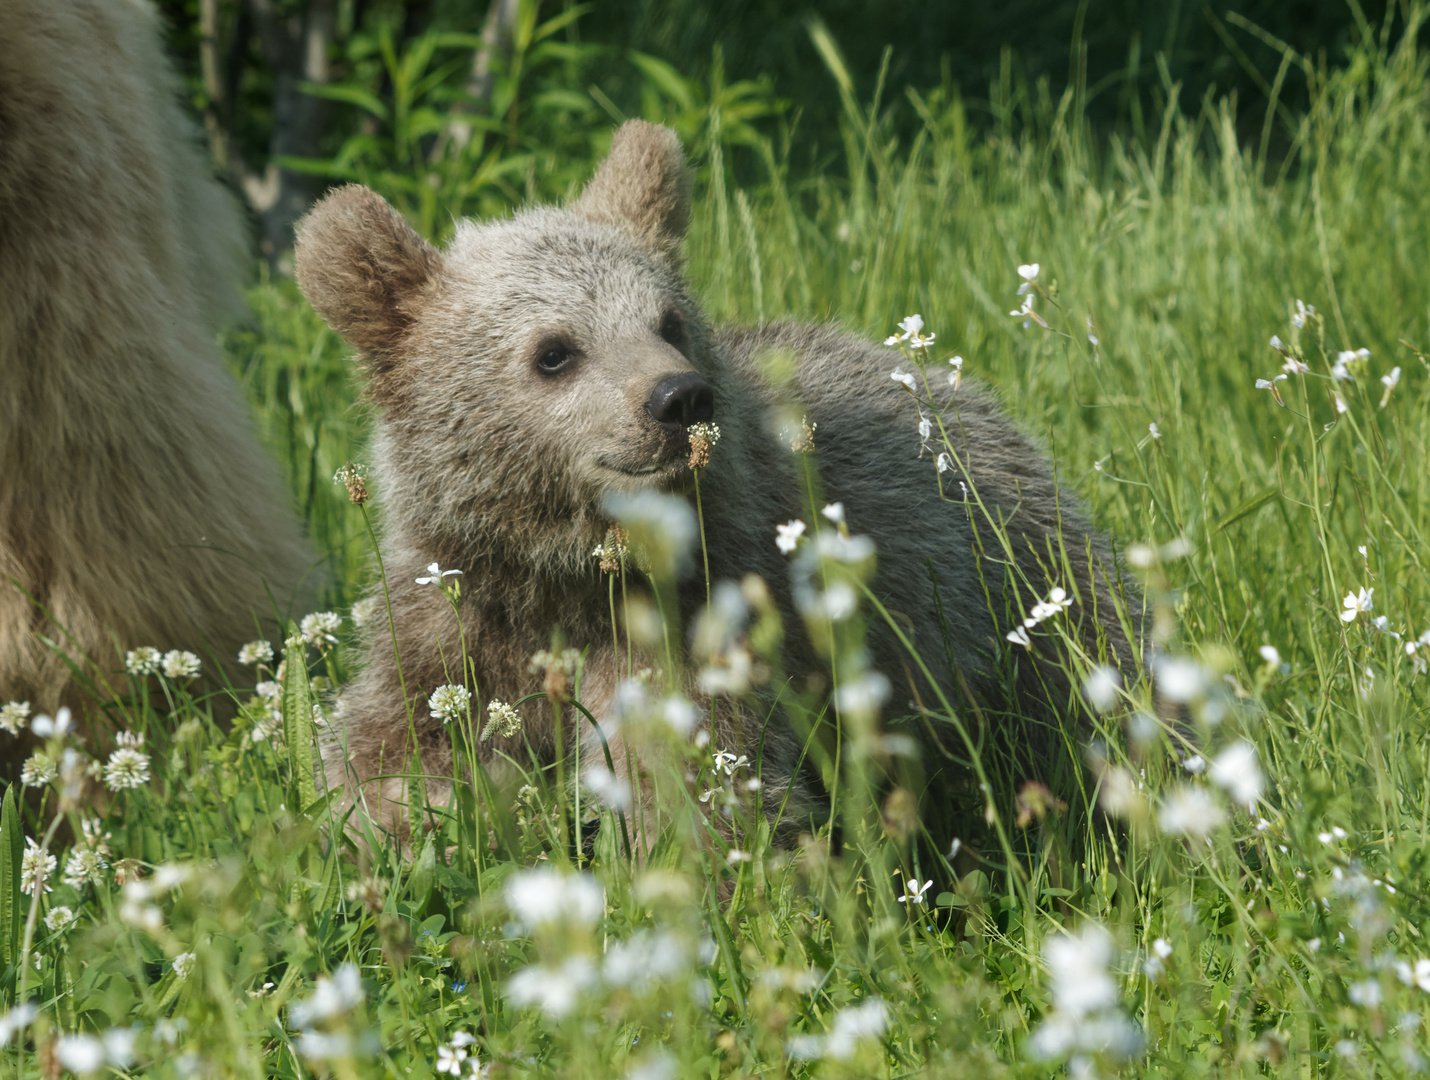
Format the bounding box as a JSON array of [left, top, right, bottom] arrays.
[[295, 121, 1137, 841], [0, 0, 316, 736]]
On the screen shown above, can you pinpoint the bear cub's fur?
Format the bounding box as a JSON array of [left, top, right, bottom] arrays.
[[295, 120, 1135, 839]]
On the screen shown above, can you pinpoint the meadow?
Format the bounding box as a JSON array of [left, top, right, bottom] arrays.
[[4, 11, 1430, 1078]]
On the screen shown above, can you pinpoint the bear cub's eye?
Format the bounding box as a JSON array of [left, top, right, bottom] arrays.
[[659, 310, 687, 351], [533, 338, 575, 376]]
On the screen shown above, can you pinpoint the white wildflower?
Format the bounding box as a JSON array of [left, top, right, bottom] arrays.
[[19, 753, 54, 788], [1082, 666, 1120, 712], [1158, 786, 1226, 839], [506, 957, 598, 1018], [1258, 645, 1281, 666], [416, 562, 462, 586], [505, 867, 604, 929], [54, 1034, 106, 1075], [350, 596, 381, 628], [834, 672, 889, 716], [889, 367, 917, 390], [897, 876, 932, 905], [45, 906, 77, 933], [30, 707, 72, 739], [790, 998, 888, 1061], [238, 640, 274, 666], [1046, 925, 1118, 1016], [1209, 741, 1264, 806], [104, 746, 151, 790], [427, 684, 470, 723], [0, 701, 30, 735], [821, 502, 845, 524], [1380, 366, 1401, 407], [1154, 655, 1207, 702], [300, 612, 342, 649], [173, 952, 197, 981], [290, 964, 364, 1029], [124, 647, 161, 676], [775, 519, 806, 554], [161, 650, 201, 680], [63, 848, 108, 889], [947, 354, 964, 389], [1148, 422, 1162, 439], [20, 837, 55, 895], [1181, 755, 1205, 774], [1340, 586, 1374, 623], [583, 767, 632, 812]]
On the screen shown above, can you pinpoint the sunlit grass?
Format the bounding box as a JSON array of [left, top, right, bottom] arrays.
[[3, 15, 1430, 1078]]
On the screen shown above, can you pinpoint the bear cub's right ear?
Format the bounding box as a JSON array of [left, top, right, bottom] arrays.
[[294, 185, 441, 368]]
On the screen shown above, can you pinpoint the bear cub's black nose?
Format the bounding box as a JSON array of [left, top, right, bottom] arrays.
[[646, 372, 714, 431]]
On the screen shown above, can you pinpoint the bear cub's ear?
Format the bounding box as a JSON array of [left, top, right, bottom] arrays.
[[573, 120, 692, 261], [294, 185, 442, 365]]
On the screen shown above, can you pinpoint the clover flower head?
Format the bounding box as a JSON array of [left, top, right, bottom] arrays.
[[125, 647, 161, 676], [45, 906, 76, 933], [0, 701, 30, 735], [428, 684, 471, 723], [173, 952, 197, 981], [238, 640, 274, 666], [104, 746, 152, 790], [63, 848, 108, 889], [19, 753, 54, 789], [350, 597, 381, 628], [21, 837, 55, 895], [300, 611, 342, 649], [161, 650, 202, 681]]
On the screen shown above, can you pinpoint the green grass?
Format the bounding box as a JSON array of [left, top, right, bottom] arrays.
[[6, 15, 1430, 1079]]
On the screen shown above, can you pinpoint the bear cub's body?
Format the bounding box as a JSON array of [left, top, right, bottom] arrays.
[[295, 121, 1134, 839]]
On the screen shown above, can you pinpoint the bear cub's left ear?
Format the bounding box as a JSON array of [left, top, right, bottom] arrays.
[[294, 185, 442, 370], [573, 120, 693, 261]]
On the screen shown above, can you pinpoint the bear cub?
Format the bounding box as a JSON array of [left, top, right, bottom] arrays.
[[295, 120, 1135, 842]]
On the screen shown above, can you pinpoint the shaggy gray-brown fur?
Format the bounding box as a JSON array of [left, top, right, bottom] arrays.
[[295, 120, 1136, 840], [0, 0, 316, 738]]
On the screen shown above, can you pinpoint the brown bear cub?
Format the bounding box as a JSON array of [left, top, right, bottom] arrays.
[[295, 120, 1136, 844]]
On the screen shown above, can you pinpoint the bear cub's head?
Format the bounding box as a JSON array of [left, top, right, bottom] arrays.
[[295, 122, 717, 559]]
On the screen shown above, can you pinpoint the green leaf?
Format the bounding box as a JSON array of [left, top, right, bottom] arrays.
[[297, 82, 389, 121], [0, 786, 19, 969], [282, 627, 317, 815], [407, 835, 436, 914]]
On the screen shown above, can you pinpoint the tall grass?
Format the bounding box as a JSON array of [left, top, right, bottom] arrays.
[[4, 12, 1430, 1078]]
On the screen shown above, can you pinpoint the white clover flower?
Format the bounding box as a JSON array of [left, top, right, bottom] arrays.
[[505, 867, 604, 929], [124, 647, 161, 676], [775, 519, 806, 554], [897, 875, 932, 905], [173, 952, 197, 981], [350, 596, 381, 628], [1380, 366, 1402, 407], [63, 848, 108, 889], [161, 650, 201, 680], [1082, 666, 1120, 712], [300, 612, 342, 649], [416, 562, 462, 586], [104, 747, 151, 790], [1158, 786, 1226, 839], [427, 684, 470, 723], [889, 367, 917, 390], [480, 700, 522, 741], [506, 957, 598, 1018], [290, 964, 364, 1029], [238, 640, 274, 666], [1341, 586, 1374, 622], [21, 837, 55, 895], [0, 701, 30, 735], [821, 502, 845, 524], [255, 680, 282, 701], [1209, 741, 1264, 806], [45, 906, 77, 933], [19, 753, 54, 789]]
